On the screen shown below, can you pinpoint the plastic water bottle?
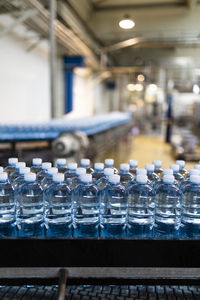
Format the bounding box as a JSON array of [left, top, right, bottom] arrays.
[[73, 174, 99, 237], [128, 168, 147, 187], [129, 160, 138, 176], [30, 158, 42, 174], [92, 163, 104, 183], [170, 164, 184, 184], [0, 172, 16, 237], [36, 162, 52, 183], [96, 168, 114, 190], [176, 160, 189, 177], [69, 168, 86, 190], [56, 158, 67, 173], [154, 168, 173, 191], [80, 159, 94, 174], [9, 162, 26, 183], [5, 157, 18, 175], [100, 174, 127, 238], [181, 175, 200, 238], [64, 162, 77, 183], [0, 167, 3, 174], [41, 167, 58, 190], [153, 160, 163, 177], [118, 164, 133, 188], [145, 164, 159, 186], [194, 164, 200, 171], [155, 175, 181, 237], [13, 167, 30, 190], [44, 173, 72, 237], [17, 173, 44, 237], [127, 175, 154, 237], [104, 159, 118, 174], [180, 169, 200, 190]]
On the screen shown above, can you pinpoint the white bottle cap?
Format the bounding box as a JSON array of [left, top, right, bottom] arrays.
[[163, 169, 173, 175], [136, 168, 147, 175], [0, 167, 3, 173], [16, 162, 26, 170], [94, 163, 104, 171], [136, 174, 148, 184], [19, 167, 30, 175], [170, 164, 179, 173], [8, 158, 18, 165], [104, 168, 114, 176], [24, 172, 36, 182], [80, 174, 92, 183], [68, 162, 77, 170], [42, 162, 52, 170], [163, 175, 174, 184], [145, 164, 155, 172], [53, 173, 64, 183], [190, 175, 200, 184], [32, 158, 42, 166], [189, 169, 200, 176], [109, 174, 120, 184], [48, 167, 58, 175], [176, 160, 185, 168], [56, 158, 67, 166], [105, 158, 114, 167], [153, 160, 162, 168], [0, 172, 8, 182], [120, 163, 130, 171], [76, 167, 86, 176], [129, 160, 138, 168], [194, 164, 200, 170], [80, 158, 90, 167]]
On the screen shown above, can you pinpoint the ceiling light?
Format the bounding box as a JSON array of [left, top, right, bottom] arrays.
[[193, 84, 200, 94], [119, 15, 135, 30], [127, 83, 136, 91], [137, 74, 145, 82], [135, 83, 143, 92], [148, 84, 158, 92]]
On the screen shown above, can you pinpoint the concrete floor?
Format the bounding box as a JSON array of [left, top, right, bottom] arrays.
[[103, 135, 195, 170]]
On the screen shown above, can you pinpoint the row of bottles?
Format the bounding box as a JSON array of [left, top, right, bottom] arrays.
[[0, 157, 200, 238]]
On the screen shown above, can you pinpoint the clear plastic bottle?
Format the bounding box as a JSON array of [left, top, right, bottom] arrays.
[[155, 175, 181, 237], [180, 169, 200, 190], [181, 175, 200, 238], [129, 160, 138, 176], [80, 158, 94, 174], [118, 164, 134, 188], [154, 168, 173, 191], [36, 162, 52, 183], [145, 164, 159, 186], [127, 174, 154, 237], [152, 160, 163, 177], [128, 168, 147, 187], [13, 167, 30, 190], [0, 172, 16, 237], [194, 164, 200, 171], [17, 173, 44, 237], [30, 158, 42, 174], [9, 162, 26, 183], [64, 162, 77, 183], [96, 168, 114, 190], [92, 163, 104, 183], [170, 164, 184, 184], [100, 174, 127, 238], [69, 168, 86, 190], [5, 157, 18, 176], [44, 173, 72, 237], [56, 158, 67, 174], [176, 160, 189, 177], [73, 174, 99, 237], [104, 159, 118, 174], [41, 167, 58, 190]]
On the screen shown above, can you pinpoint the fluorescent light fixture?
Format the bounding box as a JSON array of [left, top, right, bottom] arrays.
[[127, 83, 136, 91], [193, 84, 200, 94], [119, 15, 135, 29]]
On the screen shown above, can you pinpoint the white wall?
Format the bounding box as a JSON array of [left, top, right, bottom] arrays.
[[0, 32, 50, 123]]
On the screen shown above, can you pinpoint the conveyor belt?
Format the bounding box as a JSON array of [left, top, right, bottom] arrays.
[[0, 112, 132, 142]]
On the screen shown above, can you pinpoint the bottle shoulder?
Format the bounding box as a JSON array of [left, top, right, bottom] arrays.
[[128, 183, 154, 195], [156, 183, 180, 194]]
